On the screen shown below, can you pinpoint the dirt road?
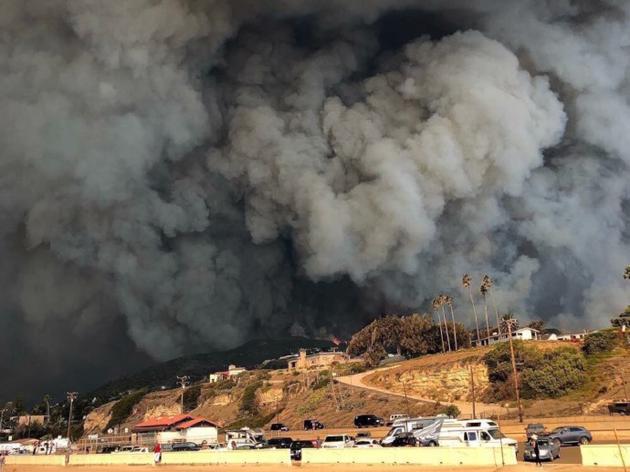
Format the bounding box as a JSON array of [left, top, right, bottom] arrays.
[[336, 368, 498, 416]]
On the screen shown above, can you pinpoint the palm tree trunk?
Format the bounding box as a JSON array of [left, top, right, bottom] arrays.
[[442, 306, 452, 351], [435, 309, 445, 353], [483, 294, 491, 341], [449, 303, 458, 350], [468, 286, 481, 347], [490, 290, 501, 338]]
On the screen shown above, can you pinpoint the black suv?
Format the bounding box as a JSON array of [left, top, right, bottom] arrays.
[[383, 432, 417, 447], [354, 414, 385, 428], [608, 402, 630, 415], [266, 437, 293, 449], [172, 442, 201, 451], [270, 423, 289, 431], [303, 419, 325, 430]]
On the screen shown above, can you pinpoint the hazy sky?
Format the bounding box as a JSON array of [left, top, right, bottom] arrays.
[[1, 0, 629, 403]]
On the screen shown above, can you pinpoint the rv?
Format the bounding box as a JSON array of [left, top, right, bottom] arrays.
[[434, 419, 518, 453], [381, 416, 451, 446], [225, 428, 264, 449]]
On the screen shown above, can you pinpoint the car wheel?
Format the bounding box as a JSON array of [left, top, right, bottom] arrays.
[[428, 441, 437, 447], [579, 437, 590, 445]]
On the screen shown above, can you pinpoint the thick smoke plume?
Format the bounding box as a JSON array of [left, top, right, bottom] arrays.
[[1, 0, 629, 399]]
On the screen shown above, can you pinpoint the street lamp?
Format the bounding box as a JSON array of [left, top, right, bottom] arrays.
[[176, 376, 190, 414]]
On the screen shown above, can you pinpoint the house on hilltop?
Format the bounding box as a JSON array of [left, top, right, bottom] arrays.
[[208, 364, 246, 383], [473, 326, 540, 347], [288, 348, 349, 371]]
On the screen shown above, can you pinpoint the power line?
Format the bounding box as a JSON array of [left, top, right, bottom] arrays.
[[176, 376, 190, 414]]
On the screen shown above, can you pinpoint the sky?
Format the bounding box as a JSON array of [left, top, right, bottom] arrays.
[[1, 0, 629, 404]]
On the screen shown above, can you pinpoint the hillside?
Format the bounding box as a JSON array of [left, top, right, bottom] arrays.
[[87, 337, 336, 403]]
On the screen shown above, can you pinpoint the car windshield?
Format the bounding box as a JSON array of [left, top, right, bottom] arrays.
[[551, 427, 564, 433], [488, 429, 505, 439], [325, 436, 344, 442]]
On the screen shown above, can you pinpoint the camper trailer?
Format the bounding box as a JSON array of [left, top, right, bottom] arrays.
[[381, 416, 452, 446], [434, 419, 518, 453]]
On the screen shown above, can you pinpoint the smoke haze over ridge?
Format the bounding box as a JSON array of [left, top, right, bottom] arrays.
[[1, 0, 629, 401]]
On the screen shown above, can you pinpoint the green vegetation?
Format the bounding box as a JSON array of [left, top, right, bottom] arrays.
[[347, 314, 470, 366], [239, 381, 263, 417], [105, 389, 146, 431], [484, 342, 585, 401], [439, 404, 461, 418], [582, 329, 619, 356], [183, 385, 201, 412]]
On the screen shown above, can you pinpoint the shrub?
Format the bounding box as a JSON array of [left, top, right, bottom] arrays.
[[105, 390, 146, 431], [240, 381, 262, 416], [520, 348, 585, 398], [183, 385, 201, 412], [582, 330, 619, 356], [440, 404, 461, 418]]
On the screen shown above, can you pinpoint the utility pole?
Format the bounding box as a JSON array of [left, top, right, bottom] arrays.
[[469, 364, 477, 419], [66, 392, 78, 444], [176, 376, 190, 414], [505, 319, 524, 423], [401, 379, 410, 418]]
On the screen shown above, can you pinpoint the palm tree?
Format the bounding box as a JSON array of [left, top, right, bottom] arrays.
[[43, 394, 51, 426], [439, 294, 452, 352], [463, 274, 481, 346], [480, 276, 492, 341], [445, 295, 458, 350], [483, 275, 502, 338], [624, 265, 630, 280], [432, 296, 445, 353]]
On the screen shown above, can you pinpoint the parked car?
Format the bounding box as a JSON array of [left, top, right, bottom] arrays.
[[265, 437, 293, 449], [303, 419, 325, 430], [291, 439, 319, 449], [172, 442, 201, 452], [354, 438, 382, 448], [383, 432, 417, 447], [270, 423, 289, 431], [524, 437, 560, 462], [526, 423, 546, 439], [547, 426, 592, 446], [354, 414, 385, 428], [608, 402, 630, 415], [321, 434, 355, 449]]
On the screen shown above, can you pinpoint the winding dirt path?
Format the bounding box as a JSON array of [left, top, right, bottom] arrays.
[[336, 366, 499, 417]]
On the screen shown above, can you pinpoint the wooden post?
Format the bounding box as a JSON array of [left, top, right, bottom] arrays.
[[469, 364, 477, 419], [507, 320, 524, 423], [614, 428, 628, 472]]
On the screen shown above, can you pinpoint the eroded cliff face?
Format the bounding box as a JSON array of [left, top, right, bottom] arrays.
[[369, 362, 490, 402], [83, 401, 115, 433]]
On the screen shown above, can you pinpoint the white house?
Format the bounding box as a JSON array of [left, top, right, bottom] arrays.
[[476, 327, 540, 346], [209, 364, 247, 383]]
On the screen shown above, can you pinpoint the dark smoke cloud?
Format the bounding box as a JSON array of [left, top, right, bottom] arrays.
[[1, 0, 629, 401]]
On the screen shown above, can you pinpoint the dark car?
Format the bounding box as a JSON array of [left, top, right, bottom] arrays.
[[304, 419, 325, 430], [526, 423, 546, 438], [608, 402, 630, 415], [547, 426, 592, 446], [270, 423, 289, 431], [524, 437, 560, 462], [291, 439, 319, 449], [354, 414, 385, 428], [172, 442, 201, 451], [266, 437, 293, 449], [383, 433, 417, 447]]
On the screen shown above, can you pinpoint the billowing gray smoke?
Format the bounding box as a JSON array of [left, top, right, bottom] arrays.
[[1, 0, 629, 398]]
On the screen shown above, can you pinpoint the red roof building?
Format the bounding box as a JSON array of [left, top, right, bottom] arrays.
[[133, 415, 217, 433]]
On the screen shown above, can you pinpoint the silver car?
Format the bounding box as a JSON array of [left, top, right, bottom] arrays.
[[524, 437, 560, 462]]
